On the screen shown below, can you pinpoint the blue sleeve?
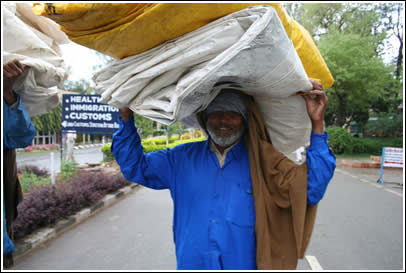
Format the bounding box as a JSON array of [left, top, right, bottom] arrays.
[[306, 132, 336, 205], [111, 117, 175, 190], [3, 96, 36, 149], [3, 206, 15, 254]]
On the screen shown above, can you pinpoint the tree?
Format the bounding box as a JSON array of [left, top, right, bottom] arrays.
[[31, 103, 62, 133], [295, 3, 403, 128], [59, 78, 91, 94], [318, 30, 396, 128]]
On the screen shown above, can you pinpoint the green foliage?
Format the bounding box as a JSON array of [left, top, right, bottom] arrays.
[[325, 126, 354, 154], [365, 112, 403, 137], [352, 137, 403, 155], [318, 30, 397, 127], [133, 113, 155, 138], [31, 103, 62, 133], [59, 79, 91, 94], [101, 136, 206, 159], [293, 3, 403, 130], [326, 126, 402, 155], [19, 171, 51, 193], [60, 159, 78, 180], [101, 144, 115, 162]]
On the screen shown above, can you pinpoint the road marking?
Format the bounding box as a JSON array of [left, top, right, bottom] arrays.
[[360, 178, 369, 183], [384, 189, 403, 198], [373, 184, 384, 189], [305, 255, 323, 270]]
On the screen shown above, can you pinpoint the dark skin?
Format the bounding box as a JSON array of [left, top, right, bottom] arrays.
[[206, 111, 244, 154], [3, 60, 28, 106], [119, 80, 328, 153]]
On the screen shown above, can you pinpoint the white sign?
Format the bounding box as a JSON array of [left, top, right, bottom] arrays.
[[383, 147, 403, 168]]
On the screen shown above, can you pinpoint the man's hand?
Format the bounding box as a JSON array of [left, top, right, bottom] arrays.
[[303, 80, 328, 134], [3, 60, 28, 105], [119, 107, 133, 121]]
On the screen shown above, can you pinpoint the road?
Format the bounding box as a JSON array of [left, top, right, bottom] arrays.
[[11, 165, 404, 270], [16, 146, 104, 172]]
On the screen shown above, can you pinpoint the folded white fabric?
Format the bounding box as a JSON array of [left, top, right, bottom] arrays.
[[93, 5, 313, 157], [3, 3, 68, 117]]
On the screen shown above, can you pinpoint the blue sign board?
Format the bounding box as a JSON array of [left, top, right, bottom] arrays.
[[61, 94, 120, 134]]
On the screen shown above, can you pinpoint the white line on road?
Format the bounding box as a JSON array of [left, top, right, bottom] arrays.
[[305, 255, 323, 270], [384, 189, 403, 198]]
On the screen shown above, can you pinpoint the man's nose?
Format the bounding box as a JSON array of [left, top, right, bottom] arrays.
[[218, 112, 231, 122]]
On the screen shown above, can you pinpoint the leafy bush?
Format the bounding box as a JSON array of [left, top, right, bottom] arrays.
[[352, 137, 403, 155], [12, 171, 131, 239], [153, 130, 165, 137], [325, 126, 354, 154], [18, 165, 49, 177], [101, 144, 115, 162], [142, 138, 168, 145], [365, 112, 403, 137], [18, 171, 51, 193], [24, 144, 59, 152], [142, 144, 168, 153], [101, 136, 206, 158], [60, 159, 78, 180]]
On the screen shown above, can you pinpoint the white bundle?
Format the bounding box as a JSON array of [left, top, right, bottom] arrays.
[[93, 5, 313, 158], [3, 3, 68, 117]]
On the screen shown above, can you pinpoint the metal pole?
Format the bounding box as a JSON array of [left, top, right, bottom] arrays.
[[51, 152, 55, 185], [60, 130, 63, 172]]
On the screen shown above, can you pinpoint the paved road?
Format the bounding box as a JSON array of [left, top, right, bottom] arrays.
[[16, 146, 104, 172], [12, 166, 404, 270]]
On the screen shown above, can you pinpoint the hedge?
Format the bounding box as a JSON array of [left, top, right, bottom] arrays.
[[12, 170, 131, 239], [102, 136, 206, 161], [326, 126, 403, 155]]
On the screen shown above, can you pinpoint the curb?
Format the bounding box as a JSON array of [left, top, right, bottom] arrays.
[[13, 183, 140, 263], [341, 160, 381, 168], [74, 143, 110, 150]]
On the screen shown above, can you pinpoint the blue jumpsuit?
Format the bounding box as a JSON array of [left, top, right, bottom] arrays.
[[112, 117, 336, 270]]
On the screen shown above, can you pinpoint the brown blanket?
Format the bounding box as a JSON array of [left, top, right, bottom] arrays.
[[244, 97, 318, 269]]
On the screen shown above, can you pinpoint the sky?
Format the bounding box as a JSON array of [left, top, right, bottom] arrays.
[[59, 42, 110, 83]]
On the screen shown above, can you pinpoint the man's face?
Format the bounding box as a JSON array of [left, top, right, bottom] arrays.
[[206, 111, 245, 148]]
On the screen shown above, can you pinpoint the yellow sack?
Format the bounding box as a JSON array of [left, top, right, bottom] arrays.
[[33, 3, 334, 89]]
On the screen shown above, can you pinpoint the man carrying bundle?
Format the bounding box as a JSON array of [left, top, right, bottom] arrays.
[[111, 80, 335, 270]]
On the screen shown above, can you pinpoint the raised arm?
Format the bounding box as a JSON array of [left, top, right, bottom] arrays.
[[111, 107, 176, 190], [303, 80, 336, 205], [3, 60, 35, 149]]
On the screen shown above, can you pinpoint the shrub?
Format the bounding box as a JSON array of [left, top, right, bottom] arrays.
[[143, 144, 167, 153], [102, 136, 206, 156], [170, 135, 180, 142], [153, 130, 165, 137], [12, 171, 131, 239], [325, 126, 354, 154], [60, 159, 78, 180], [18, 165, 49, 177], [24, 144, 59, 152], [181, 133, 193, 140], [18, 171, 51, 193], [101, 144, 115, 162], [352, 137, 403, 155], [142, 138, 168, 145]]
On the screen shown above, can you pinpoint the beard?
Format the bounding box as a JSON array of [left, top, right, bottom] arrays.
[[206, 121, 245, 148]]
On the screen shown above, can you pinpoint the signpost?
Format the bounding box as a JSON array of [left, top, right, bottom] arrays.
[[60, 94, 120, 169], [377, 147, 403, 185]]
